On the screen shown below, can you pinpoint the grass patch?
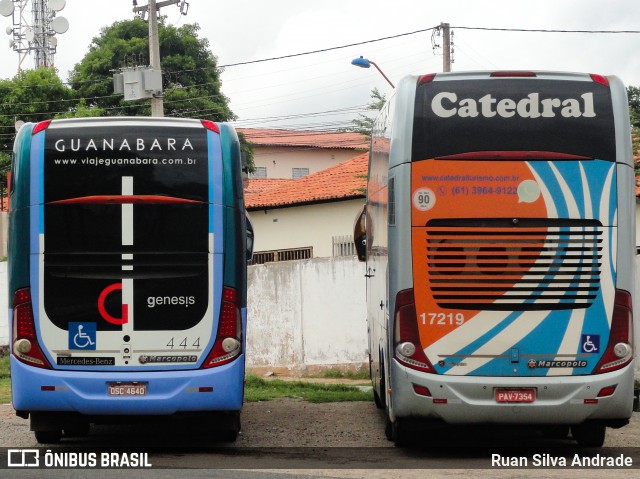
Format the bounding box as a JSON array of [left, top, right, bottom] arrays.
[[316, 368, 370, 381], [0, 378, 10, 404], [0, 355, 11, 404], [0, 355, 9, 378], [244, 375, 372, 403]]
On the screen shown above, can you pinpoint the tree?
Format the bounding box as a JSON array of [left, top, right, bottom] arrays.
[[68, 18, 253, 170], [69, 18, 233, 120], [343, 87, 386, 140], [629, 86, 640, 177], [0, 68, 74, 184], [627, 86, 640, 128]]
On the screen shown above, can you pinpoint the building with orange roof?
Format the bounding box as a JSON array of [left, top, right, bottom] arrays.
[[245, 153, 368, 261], [238, 128, 368, 180]]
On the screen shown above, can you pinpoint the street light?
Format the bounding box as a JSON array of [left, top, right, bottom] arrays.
[[351, 56, 395, 89]]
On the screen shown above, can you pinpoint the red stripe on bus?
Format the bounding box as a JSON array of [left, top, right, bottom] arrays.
[[49, 195, 203, 204]]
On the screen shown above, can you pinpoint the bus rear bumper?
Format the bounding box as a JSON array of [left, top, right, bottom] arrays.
[[10, 355, 245, 416], [390, 359, 635, 427]]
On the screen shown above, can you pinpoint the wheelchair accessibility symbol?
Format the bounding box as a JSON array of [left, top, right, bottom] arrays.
[[581, 334, 600, 354], [69, 322, 97, 350]]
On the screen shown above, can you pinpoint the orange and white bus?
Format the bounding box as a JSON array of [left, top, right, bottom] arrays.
[[354, 71, 636, 447]]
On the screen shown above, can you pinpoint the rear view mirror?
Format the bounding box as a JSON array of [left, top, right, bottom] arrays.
[[246, 212, 254, 263], [353, 205, 367, 262]]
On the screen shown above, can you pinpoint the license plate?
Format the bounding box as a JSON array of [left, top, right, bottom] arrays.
[[495, 388, 535, 403], [107, 382, 148, 396]]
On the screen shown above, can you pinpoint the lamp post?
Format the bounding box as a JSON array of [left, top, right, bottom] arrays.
[[351, 56, 395, 89]]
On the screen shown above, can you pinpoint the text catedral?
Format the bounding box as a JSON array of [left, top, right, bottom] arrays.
[[431, 92, 596, 119]]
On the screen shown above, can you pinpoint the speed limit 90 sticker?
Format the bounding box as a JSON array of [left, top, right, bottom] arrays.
[[413, 187, 436, 211]]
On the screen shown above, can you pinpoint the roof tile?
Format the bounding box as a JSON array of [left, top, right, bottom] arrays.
[[246, 153, 368, 209], [237, 128, 368, 150]]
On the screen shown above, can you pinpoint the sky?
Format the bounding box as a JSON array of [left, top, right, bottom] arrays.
[[1, 0, 640, 130]]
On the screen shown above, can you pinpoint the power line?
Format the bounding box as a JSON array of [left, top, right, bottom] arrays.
[[453, 26, 640, 34], [3, 23, 640, 92], [2, 22, 640, 134]]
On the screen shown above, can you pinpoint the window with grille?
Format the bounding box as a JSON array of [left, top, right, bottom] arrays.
[[292, 167, 309, 179], [250, 167, 267, 178], [332, 235, 356, 257], [250, 247, 313, 265]]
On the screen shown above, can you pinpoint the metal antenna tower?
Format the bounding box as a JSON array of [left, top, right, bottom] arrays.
[[1, 0, 69, 71]]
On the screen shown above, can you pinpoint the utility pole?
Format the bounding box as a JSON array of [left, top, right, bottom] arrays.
[[441, 22, 451, 73], [147, 0, 163, 116], [132, 0, 188, 117]]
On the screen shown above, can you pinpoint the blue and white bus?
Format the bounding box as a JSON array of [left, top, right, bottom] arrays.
[[8, 117, 253, 443], [354, 71, 636, 447]]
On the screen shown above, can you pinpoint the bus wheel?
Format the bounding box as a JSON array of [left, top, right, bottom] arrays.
[[571, 423, 606, 447], [541, 425, 570, 440], [391, 418, 410, 447], [384, 410, 393, 441], [64, 422, 91, 438], [373, 352, 386, 410], [35, 430, 62, 444], [217, 411, 241, 442]]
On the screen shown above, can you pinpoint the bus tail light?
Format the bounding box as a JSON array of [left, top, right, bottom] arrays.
[[32, 120, 52, 135], [418, 73, 436, 84], [202, 286, 243, 368], [12, 288, 52, 369], [590, 74, 609, 87], [200, 119, 220, 133], [393, 289, 435, 373], [593, 289, 634, 374]]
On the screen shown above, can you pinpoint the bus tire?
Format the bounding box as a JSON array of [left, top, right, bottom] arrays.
[[571, 423, 606, 447], [391, 418, 410, 447], [63, 422, 91, 438], [373, 351, 386, 410], [35, 430, 62, 444], [384, 409, 393, 441], [217, 411, 241, 442], [541, 425, 570, 440]]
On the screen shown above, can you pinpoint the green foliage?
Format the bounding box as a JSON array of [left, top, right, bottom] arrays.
[[67, 18, 252, 169], [244, 375, 373, 403], [0, 355, 11, 404], [632, 126, 640, 176], [69, 19, 233, 121], [318, 368, 370, 380], [0, 68, 75, 182], [627, 86, 640, 128], [55, 99, 106, 119], [343, 87, 386, 140], [0, 18, 255, 176], [0, 355, 9, 379]]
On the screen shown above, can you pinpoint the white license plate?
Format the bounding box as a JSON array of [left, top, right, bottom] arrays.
[[107, 382, 148, 396], [495, 388, 535, 403]]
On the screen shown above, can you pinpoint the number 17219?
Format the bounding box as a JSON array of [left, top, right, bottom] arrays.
[[420, 312, 465, 326]]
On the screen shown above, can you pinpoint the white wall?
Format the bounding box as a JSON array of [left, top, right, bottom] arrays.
[[636, 202, 640, 250], [253, 146, 360, 179], [245, 256, 367, 370], [0, 211, 7, 258], [249, 199, 364, 258]]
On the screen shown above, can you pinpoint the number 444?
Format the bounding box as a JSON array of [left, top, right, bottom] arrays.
[[420, 312, 465, 326]]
